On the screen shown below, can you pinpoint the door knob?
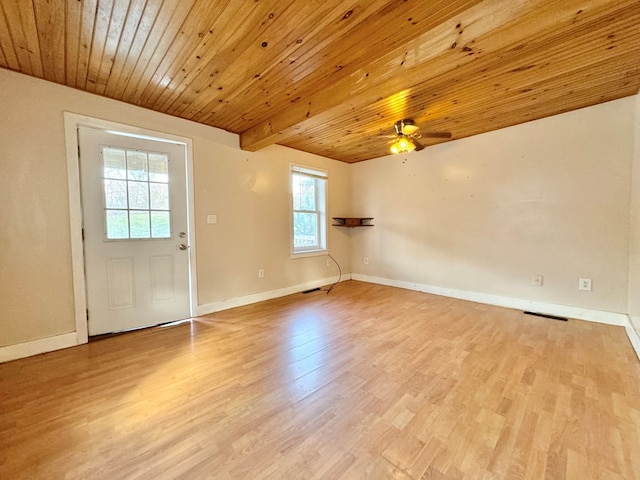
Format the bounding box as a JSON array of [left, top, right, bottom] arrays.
[[178, 232, 186, 238], [178, 244, 188, 250]]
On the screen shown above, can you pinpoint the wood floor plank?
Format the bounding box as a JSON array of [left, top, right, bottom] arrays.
[[1, 280, 639, 479]]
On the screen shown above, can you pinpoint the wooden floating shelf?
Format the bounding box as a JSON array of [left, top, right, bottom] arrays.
[[332, 217, 374, 227]]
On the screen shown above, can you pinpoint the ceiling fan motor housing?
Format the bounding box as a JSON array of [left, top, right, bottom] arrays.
[[394, 118, 418, 135]]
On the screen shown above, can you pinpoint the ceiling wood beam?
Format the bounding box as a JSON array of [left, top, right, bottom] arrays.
[[239, 0, 635, 152]]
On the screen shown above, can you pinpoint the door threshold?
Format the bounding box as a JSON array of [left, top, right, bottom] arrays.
[[89, 318, 193, 342]]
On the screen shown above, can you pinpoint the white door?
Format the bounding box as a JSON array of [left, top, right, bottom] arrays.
[[79, 127, 191, 336]]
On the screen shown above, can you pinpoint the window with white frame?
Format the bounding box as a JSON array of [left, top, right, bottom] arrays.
[[291, 164, 327, 255]]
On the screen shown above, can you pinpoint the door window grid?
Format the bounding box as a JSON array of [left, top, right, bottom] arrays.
[[102, 147, 171, 240]]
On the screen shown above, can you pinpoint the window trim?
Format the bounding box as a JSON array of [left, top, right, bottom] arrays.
[[290, 164, 328, 258]]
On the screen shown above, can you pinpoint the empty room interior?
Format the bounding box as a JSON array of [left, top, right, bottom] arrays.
[[1, 1, 640, 479]]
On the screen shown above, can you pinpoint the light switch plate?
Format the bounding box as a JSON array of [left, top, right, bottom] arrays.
[[579, 278, 592, 291]]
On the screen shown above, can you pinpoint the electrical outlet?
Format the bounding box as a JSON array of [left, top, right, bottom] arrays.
[[207, 214, 217, 224], [258, 268, 265, 278], [532, 274, 543, 286], [579, 277, 592, 291], [326, 259, 331, 267], [364, 257, 369, 265]]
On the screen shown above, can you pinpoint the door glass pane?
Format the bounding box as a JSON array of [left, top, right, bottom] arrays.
[[104, 179, 127, 209], [151, 211, 171, 238], [150, 183, 169, 210], [102, 147, 172, 241], [106, 210, 129, 239], [149, 153, 169, 182], [127, 151, 148, 181], [128, 181, 149, 209], [103, 148, 126, 179], [130, 211, 150, 238]]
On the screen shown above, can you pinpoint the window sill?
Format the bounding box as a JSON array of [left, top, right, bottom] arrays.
[[290, 249, 328, 259]]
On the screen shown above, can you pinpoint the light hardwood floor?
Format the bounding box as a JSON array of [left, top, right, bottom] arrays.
[[1, 280, 639, 479]]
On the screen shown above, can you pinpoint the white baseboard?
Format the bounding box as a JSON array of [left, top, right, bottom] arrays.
[[0, 332, 79, 364], [197, 274, 352, 316], [626, 316, 640, 360], [351, 274, 628, 326], [0, 276, 351, 363], [4, 277, 633, 363]]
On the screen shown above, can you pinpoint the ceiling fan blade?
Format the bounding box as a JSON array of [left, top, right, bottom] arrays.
[[422, 131, 452, 139], [413, 138, 425, 151]]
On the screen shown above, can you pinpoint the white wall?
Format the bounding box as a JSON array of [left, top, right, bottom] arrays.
[[629, 93, 640, 334], [0, 69, 351, 349], [351, 98, 636, 316], [194, 143, 351, 307]]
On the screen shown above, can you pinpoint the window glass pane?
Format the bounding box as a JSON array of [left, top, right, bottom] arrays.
[[149, 153, 169, 183], [151, 211, 171, 238], [106, 210, 129, 239], [129, 211, 150, 238], [301, 177, 316, 210], [292, 174, 316, 211], [292, 174, 302, 210], [293, 212, 318, 248], [149, 183, 169, 210], [128, 181, 149, 209], [127, 150, 148, 181], [104, 179, 127, 209], [103, 148, 126, 179]]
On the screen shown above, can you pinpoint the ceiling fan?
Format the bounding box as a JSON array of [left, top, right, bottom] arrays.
[[385, 119, 452, 154]]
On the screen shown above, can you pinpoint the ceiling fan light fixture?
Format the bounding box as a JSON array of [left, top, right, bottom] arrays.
[[402, 124, 419, 135], [390, 136, 416, 154]]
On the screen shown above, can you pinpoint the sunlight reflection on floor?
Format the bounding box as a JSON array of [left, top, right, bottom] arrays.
[[286, 312, 329, 398]]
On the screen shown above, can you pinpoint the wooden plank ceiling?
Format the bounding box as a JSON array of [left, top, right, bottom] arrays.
[[0, 0, 638, 163]]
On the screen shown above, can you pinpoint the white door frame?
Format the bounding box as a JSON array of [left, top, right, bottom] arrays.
[[64, 112, 198, 344]]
